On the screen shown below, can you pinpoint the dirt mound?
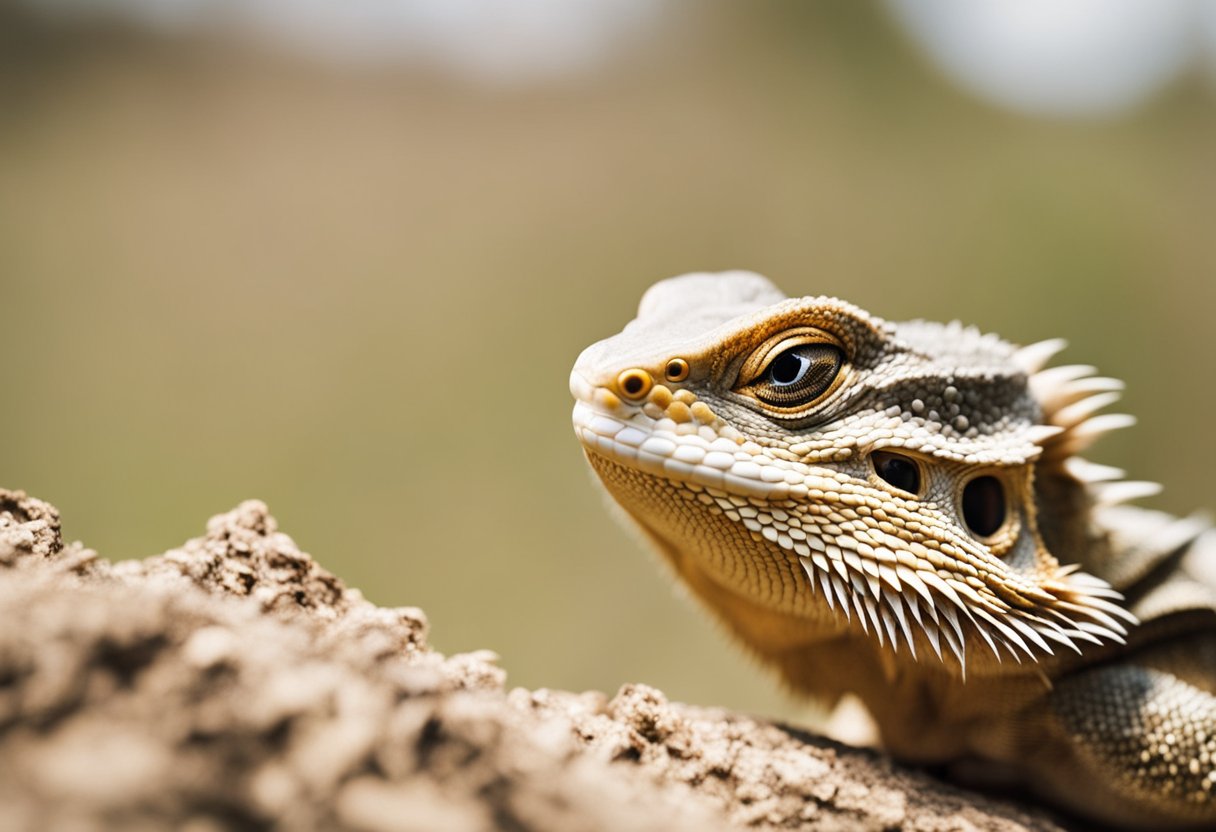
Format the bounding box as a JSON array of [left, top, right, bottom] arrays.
[[0, 489, 1061, 831]]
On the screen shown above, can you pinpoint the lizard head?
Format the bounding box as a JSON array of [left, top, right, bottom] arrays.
[[571, 271, 1136, 676]]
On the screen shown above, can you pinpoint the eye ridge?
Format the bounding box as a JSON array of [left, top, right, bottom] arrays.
[[751, 343, 843, 407]]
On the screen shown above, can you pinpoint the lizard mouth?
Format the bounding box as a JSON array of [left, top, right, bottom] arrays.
[[570, 371, 808, 502]]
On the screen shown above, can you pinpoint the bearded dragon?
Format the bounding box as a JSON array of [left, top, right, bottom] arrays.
[[569, 271, 1216, 830]]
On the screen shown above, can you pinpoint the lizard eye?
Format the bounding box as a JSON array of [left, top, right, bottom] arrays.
[[751, 343, 843, 407]]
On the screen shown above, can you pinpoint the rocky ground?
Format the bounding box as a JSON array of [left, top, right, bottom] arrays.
[[0, 489, 1065, 831]]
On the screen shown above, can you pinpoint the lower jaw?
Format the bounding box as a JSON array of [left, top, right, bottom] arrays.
[[582, 449, 826, 623]]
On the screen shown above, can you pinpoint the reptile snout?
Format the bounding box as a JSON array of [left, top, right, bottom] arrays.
[[568, 368, 595, 403]]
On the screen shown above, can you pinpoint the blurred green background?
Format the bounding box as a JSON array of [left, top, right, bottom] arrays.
[[3, 2, 1214, 722]]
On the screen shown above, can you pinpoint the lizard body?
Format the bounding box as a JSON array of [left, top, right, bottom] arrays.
[[570, 271, 1216, 829]]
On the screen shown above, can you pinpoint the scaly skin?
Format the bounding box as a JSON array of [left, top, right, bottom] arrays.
[[570, 272, 1216, 829]]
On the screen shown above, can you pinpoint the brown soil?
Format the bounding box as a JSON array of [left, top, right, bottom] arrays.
[[0, 489, 1062, 831]]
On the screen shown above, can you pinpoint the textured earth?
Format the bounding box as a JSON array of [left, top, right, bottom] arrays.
[[0, 489, 1065, 831]]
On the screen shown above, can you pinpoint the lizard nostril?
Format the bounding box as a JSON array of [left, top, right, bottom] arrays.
[[617, 369, 653, 400], [664, 358, 690, 382]]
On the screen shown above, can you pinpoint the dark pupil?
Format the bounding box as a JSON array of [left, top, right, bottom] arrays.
[[962, 476, 1006, 537], [751, 343, 842, 407], [770, 352, 807, 385], [872, 451, 920, 495]]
